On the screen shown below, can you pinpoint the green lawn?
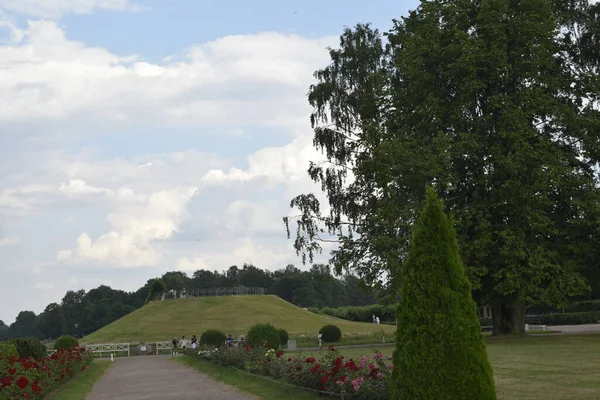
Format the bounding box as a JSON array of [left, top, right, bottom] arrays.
[[299, 334, 600, 400], [81, 295, 395, 344], [46, 359, 112, 400], [178, 334, 600, 400]]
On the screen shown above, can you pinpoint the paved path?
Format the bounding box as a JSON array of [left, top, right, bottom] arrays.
[[547, 324, 600, 334], [87, 355, 256, 400]]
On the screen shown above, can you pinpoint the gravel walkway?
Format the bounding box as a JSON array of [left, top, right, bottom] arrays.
[[86, 355, 256, 400]]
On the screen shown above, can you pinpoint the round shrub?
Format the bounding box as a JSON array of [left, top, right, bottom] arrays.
[[54, 335, 79, 350], [0, 342, 18, 358], [278, 328, 289, 346], [246, 323, 280, 349], [200, 329, 227, 346], [11, 337, 47, 360], [319, 325, 342, 342]]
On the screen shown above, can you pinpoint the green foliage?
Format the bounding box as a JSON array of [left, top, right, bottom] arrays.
[[278, 329, 289, 346], [10, 337, 47, 360], [541, 312, 600, 326], [319, 325, 342, 342], [391, 188, 496, 400], [0, 342, 18, 358], [283, 0, 600, 335], [145, 278, 166, 304], [569, 301, 600, 313], [246, 323, 280, 349], [54, 335, 79, 350], [315, 304, 396, 323], [200, 329, 227, 346]]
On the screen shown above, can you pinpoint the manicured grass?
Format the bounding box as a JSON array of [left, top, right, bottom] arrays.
[[299, 334, 600, 400], [81, 295, 395, 344], [175, 355, 321, 400], [46, 360, 112, 400]]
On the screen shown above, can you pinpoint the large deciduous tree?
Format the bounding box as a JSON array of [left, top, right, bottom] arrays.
[[284, 0, 600, 334]]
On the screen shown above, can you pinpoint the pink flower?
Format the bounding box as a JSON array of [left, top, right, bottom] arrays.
[[376, 372, 383, 379], [351, 379, 360, 391], [388, 364, 394, 370], [359, 356, 368, 369]]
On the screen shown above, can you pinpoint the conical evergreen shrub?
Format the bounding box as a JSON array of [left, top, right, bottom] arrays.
[[390, 187, 496, 399]]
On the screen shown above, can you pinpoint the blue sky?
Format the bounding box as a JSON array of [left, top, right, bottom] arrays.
[[0, 0, 420, 324]]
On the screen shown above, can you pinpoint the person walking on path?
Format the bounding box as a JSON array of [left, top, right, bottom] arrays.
[[171, 337, 178, 355], [180, 336, 187, 351]]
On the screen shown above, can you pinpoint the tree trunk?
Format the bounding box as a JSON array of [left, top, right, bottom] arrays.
[[491, 302, 526, 335], [510, 303, 526, 334], [491, 304, 502, 336]]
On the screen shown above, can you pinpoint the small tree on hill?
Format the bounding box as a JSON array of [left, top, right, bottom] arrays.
[[391, 187, 496, 400], [145, 279, 166, 304]]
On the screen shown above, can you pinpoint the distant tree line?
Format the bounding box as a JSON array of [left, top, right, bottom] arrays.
[[0, 263, 377, 340]]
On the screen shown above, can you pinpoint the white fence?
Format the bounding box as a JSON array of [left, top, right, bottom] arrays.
[[46, 350, 57, 356], [86, 343, 130, 357], [156, 287, 267, 301], [155, 341, 173, 355]]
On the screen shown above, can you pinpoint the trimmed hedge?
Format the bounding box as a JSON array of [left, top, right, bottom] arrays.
[[200, 329, 227, 346], [247, 323, 280, 349], [54, 335, 79, 350], [391, 188, 496, 399], [11, 337, 47, 360], [278, 328, 289, 346], [0, 342, 18, 358], [319, 325, 342, 342], [313, 304, 397, 324], [540, 311, 600, 326]]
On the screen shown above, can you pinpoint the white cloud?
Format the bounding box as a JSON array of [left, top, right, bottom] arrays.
[[0, 236, 19, 246], [0, 20, 338, 323], [0, 21, 332, 129], [0, 0, 142, 18], [33, 282, 55, 289], [176, 237, 296, 272]]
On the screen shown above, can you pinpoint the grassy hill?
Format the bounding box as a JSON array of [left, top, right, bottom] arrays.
[[81, 295, 395, 344]]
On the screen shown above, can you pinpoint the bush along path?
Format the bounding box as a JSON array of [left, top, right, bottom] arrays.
[[0, 343, 92, 399], [86, 355, 255, 400], [190, 343, 392, 399]]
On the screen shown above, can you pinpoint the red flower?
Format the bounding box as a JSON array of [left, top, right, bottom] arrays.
[[32, 384, 42, 394], [275, 351, 284, 358], [320, 374, 329, 384], [8, 368, 16, 375], [16, 376, 29, 389], [310, 363, 321, 373], [305, 357, 316, 363]]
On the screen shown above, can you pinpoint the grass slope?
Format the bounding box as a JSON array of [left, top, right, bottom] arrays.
[[82, 295, 394, 344]]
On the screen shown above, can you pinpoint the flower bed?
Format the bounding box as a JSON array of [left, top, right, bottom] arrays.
[[0, 346, 92, 399], [190, 344, 392, 399]]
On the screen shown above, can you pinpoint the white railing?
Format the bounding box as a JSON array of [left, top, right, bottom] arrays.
[[46, 350, 57, 356], [86, 343, 130, 357], [155, 341, 173, 355]]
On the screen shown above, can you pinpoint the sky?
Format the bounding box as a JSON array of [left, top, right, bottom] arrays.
[[0, 0, 421, 324]]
